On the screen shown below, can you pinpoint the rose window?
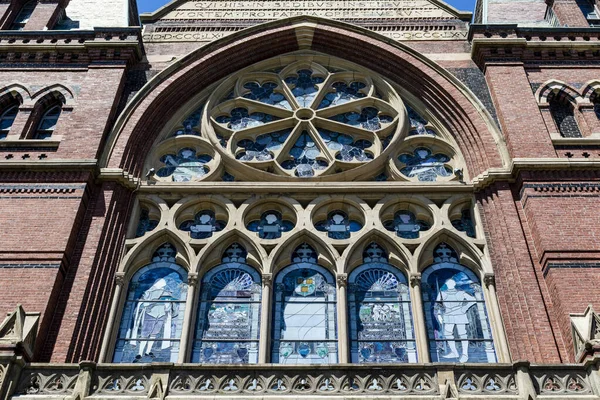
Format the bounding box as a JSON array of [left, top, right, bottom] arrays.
[[207, 59, 404, 179]]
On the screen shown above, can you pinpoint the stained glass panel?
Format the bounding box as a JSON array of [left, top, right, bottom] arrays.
[[318, 129, 373, 162], [215, 107, 280, 130], [451, 209, 476, 238], [318, 81, 366, 109], [284, 69, 325, 107], [236, 129, 291, 162], [156, 148, 212, 182], [398, 147, 452, 182], [247, 211, 294, 239], [383, 211, 430, 239], [179, 210, 226, 239], [421, 243, 497, 363], [192, 248, 261, 364], [315, 211, 362, 239], [113, 244, 188, 363], [243, 81, 292, 110], [281, 131, 328, 177], [348, 244, 416, 363], [135, 208, 159, 238], [329, 107, 393, 131], [272, 244, 337, 364]]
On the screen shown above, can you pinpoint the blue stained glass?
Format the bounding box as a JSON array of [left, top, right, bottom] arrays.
[[284, 69, 325, 107], [113, 243, 187, 364], [329, 107, 393, 131], [315, 211, 362, 239], [193, 258, 262, 364], [236, 129, 291, 162], [247, 211, 294, 239], [381, 133, 394, 150], [408, 127, 436, 136], [222, 172, 235, 181], [406, 106, 428, 128], [281, 131, 328, 177], [373, 173, 388, 181], [156, 148, 212, 182], [383, 211, 430, 239], [135, 208, 159, 238], [216, 133, 228, 147], [272, 249, 337, 364], [451, 209, 476, 238], [421, 243, 497, 364], [318, 81, 366, 109], [179, 210, 226, 239], [243, 81, 292, 110], [398, 147, 452, 182], [215, 107, 280, 130], [180, 104, 204, 135], [318, 129, 373, 162]]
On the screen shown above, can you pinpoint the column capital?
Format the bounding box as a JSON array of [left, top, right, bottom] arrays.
[[187, 272, 199, 287], [409, 272, 422, 288], [336, 273, 348, 288], [114, 272, 126, 287], [483, 273, 496, 288], [262, 273, 273, 287]]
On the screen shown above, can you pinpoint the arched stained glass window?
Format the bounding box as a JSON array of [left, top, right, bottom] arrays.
[[192, 243, 262, 364], [113, 243, 188, 363], [35, 104, 61, 139], [348, 243, 416, 363], [421, 243, 496, 363], [272, 243, 337, 364]]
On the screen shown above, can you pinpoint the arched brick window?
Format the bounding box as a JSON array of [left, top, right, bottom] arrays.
[[548, 91, 582, 138]]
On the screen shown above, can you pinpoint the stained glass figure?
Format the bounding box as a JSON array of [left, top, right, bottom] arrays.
[[113, 243, 188, 363], [243, 81, 291, 110], [451, 209, 476, 238], [236, 129, 291, 162], [318, 129, 373, 162], [349, 243, 416, 363], [272, 244, 337, 364], [383, 211, 430, 239], [192, 244, 261, 364], [0, 105, 17, 139], [247, 211, 294, 239], [156, 148, 212, 182], [398, 148, 452, 182], [318, 81, 366, 109], [281, 131, 328, 177], [315, 211, 362, 239], [421, 243, 497, 363], [284, 69, 325, 107], [179, 210, 226, 239], [135, 208, 159, 238], [215, 107, 279, 130], [329, 107, 393, 131]]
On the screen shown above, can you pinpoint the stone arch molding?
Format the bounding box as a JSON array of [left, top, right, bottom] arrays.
[[536, 80, 582, 105], [100, 16, 509, 181]]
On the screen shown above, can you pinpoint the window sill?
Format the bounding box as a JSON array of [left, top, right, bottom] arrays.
[[0, 139, 61, 149], [552, 137, 600, 146]]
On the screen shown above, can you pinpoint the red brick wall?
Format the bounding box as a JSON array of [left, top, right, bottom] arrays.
[[24, 2, 58, 30], [552, 0, 590, 27]]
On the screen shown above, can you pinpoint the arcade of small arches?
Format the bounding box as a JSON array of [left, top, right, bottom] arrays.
[[104, 239, 505, 366]]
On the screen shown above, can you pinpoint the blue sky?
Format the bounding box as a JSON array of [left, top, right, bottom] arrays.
[[137, 0, 477, 13]]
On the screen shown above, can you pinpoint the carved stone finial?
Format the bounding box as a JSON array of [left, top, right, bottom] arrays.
[[336, 273, 348, 288], [483, 273, 495, 288], [187, 272, 199, 287], [114, 272, 126, 287], [262, 273, 273, 287], [410, 273, 422, 288]]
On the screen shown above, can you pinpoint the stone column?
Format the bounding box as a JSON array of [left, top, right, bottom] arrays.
[[98, 272, 126, 362], [259, 273, 273, 363], [178, 272, 198, 363], [484, 273, 511, 363], [410, 273, 430, 363], [336, 273, 349, 363]]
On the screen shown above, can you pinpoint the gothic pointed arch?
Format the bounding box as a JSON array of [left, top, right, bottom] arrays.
[[268, 229, 337, 274], [196, 229, 266, 275], [342, 229, 411, 275]]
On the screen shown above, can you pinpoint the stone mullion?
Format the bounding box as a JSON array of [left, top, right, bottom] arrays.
[[336, 273, 349, 363], [409, 273, 430, 363], [178, 272, 198, 363], [98, 272, 126, 363], [258, 273, 272, 363], [483, 273, 511, 363]]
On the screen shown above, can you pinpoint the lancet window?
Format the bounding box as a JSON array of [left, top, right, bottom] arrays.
[[348, 243, 416, 363], [192, 244, 262, 364], [271, 244, 338, 364], [421, 243, 497, 363], [113, 243, 188, 363]]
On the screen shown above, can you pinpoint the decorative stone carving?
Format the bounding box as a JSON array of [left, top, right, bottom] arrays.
[[15, 370, 78, 396], [409, 273, 421, 288], [94, 373, 149, 395], [483, 273, 495, 288], [336, 273, 348, 288], [262, 273, 273, 288], [0, 305, 40, 360], [114, 272, 126, 287], [532, 371, 591, 395], [570, 305, 600, 360], [456, 372, 518, 394]]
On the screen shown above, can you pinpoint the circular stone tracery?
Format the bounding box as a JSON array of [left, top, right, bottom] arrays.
[[207, 57, 405, 179]]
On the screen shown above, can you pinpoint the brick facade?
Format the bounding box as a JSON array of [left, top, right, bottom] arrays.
[[0, 0, 599, 380]]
